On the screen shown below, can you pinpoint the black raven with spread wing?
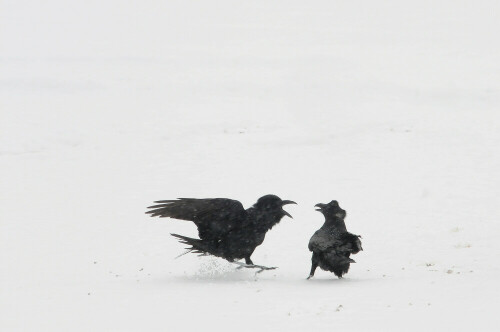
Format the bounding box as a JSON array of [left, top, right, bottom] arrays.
[[146, 195, 296, 268], [307, 200, 362, 279]]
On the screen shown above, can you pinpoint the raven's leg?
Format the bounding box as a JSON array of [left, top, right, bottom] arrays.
[[243, 255, 277, 273], [307, 254, 319, 280], [307, 263, 318, 279]]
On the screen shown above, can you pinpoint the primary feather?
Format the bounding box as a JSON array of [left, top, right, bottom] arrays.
[[146, 198, 247, 240]]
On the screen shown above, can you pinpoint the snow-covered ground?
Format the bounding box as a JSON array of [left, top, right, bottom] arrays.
[[1, 1, 499, 331]]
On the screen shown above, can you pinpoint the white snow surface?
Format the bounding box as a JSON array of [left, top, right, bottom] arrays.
[[1, 1, 500, 331]]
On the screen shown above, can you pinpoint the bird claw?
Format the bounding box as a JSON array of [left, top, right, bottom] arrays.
[[231, 261, 277, 273], [254, 265, 278, 274]]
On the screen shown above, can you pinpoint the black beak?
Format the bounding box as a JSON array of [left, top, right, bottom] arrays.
[[281, 200, 296, 219]]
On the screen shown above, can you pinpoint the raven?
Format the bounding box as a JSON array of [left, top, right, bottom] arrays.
[[146, 195, 296, 271], [307, 200, 362, 279]]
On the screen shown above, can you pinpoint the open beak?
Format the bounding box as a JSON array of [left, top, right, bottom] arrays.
[[315, 203, 325, 211], [281, 200, 296, 219]]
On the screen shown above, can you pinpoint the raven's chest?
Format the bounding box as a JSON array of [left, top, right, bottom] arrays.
[[327, 228, 342, 238]]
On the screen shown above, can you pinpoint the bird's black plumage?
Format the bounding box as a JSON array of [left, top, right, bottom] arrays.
[[307, 200, 362, 279], [146, 195, 296, 266]]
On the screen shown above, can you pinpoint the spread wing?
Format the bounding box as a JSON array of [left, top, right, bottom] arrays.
[[146, 198, 247, 240]]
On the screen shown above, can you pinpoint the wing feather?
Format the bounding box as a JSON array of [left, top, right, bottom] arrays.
[[146, 198, 247, 240]]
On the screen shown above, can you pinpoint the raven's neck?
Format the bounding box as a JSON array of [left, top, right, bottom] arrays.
[[247, 208, 283, 233], [323, 216, 347, 232]]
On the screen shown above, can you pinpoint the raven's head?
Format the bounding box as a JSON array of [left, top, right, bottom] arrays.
[[254, 194, 297, 219], [315, 200, 346, 219]]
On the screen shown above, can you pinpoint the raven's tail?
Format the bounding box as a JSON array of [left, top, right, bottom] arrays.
[[170, 233, 219, 257], [319, 251, 356, 278]]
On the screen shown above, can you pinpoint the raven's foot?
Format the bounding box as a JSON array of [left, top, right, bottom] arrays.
[[307, 275, 314, 280], [231, 261, 278, 274]]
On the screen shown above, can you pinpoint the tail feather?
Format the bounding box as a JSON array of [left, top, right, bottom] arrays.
[[174, 249, 194, 259], [170, 233, 218, 256]]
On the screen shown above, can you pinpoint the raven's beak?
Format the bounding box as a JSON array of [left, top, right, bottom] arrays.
[[281, 200, 296, 219], [315, 203, 325, 211]]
